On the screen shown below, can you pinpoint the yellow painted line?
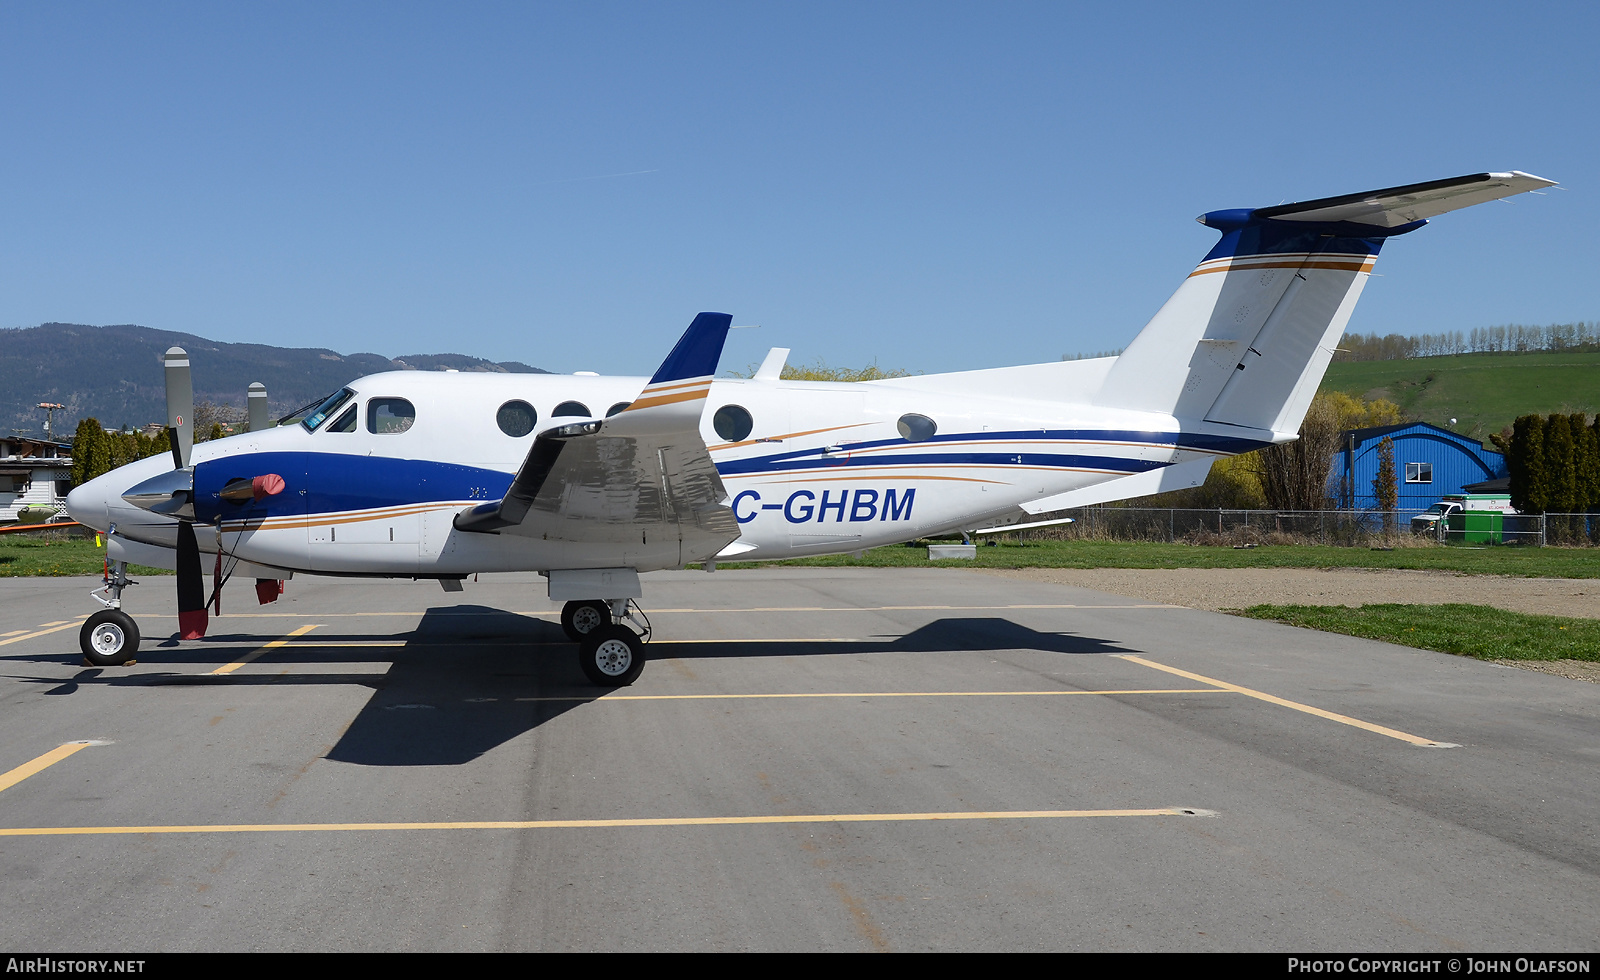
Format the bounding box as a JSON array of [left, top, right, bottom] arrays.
[[131, 603, 1180, 620], [257, 640, 408, 648], [210, 624, 322, 675], [203, 638, 868, 649], [1117, 655, 1453, 747], [0, 618, 85, 647], [1, 629, 29, 638], [0, 742, 98, 794], [0, 807, 1204, 837], [642, 604, 1183, 613], [515, 689, 1228, 702], [655, 638, 865, 644]]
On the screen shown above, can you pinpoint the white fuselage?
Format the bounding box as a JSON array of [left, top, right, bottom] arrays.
[[70, 365, 1234, 577]]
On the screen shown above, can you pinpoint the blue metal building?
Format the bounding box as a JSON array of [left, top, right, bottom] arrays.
[[1328, 422, 1508, 511]]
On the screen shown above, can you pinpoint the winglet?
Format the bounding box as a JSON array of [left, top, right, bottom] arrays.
[[617, 312, 733, 418], [648, 312, 733, 385]]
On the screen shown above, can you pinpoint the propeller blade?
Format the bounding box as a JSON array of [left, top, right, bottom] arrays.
[[175, 521, 208, 639], [247, 382, 270, 432], [164, 347, 194, 469]]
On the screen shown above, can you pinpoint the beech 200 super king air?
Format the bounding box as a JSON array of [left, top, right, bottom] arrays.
[[66, 170, 1555, 684]]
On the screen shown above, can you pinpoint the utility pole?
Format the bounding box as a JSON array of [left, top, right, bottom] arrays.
[[37, 403, 65, 443]]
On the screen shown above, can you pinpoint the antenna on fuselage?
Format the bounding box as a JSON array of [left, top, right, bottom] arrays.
[[753, 348, 790, 381]]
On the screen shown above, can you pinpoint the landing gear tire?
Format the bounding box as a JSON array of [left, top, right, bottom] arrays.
[[80, 609, 140, 666], [579, 625, 645, 687], [561, 600, 612, 642]]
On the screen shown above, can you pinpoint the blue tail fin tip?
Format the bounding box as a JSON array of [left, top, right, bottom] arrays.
[[649, 312, 733, 384]]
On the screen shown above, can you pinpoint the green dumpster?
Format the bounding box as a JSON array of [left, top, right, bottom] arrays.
[[1447, 509, 1503, 544]]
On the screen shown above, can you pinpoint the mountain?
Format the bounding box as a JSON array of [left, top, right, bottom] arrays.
[[1, 323, 550, 437]]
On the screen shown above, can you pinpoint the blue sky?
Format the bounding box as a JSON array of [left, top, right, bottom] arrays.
[[3, 2, 1592, 376]]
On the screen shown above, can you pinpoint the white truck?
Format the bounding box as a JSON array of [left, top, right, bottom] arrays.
[[1411, 493, 1517, 537]]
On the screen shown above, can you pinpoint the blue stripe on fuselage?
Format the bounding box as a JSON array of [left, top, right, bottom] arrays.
[[194, 451, 514, 524], [712, 429, 1270, 478]]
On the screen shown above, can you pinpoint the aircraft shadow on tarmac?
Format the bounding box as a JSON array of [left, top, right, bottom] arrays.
[[7, 605, 1139, 766]]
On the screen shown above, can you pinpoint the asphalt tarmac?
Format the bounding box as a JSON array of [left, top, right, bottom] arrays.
[[1, 567, 1596, 952]]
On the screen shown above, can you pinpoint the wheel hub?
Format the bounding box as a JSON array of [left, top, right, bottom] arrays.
[[573, 606, 603, 633], [90, 623, 124, 655], [593, 638, 633, 675]]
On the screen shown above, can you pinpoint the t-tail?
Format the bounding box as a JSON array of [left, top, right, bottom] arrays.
[[1100, 171, 1555, 440]]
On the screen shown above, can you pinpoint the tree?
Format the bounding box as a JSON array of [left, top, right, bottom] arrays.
[[1545, 413, 1577, 514], [1569, 413, 1596, 514], [1142, 453, 1268, 510], [193, 401, 246, 441], [729, 358, 911, 382], [1591, 417, 1600, 512], [1509, 414, 1547, 514], [1373, 436, 1398, 530], [1252, 391, 1403, 511], [70, 418, 108, 486]]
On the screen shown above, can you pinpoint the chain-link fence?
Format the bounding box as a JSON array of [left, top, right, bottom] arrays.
[[996, 507, 1598, 548]]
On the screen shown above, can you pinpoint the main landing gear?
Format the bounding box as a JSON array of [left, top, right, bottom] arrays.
[[562, 599, 650, 687], [81, 560, 140, 666]]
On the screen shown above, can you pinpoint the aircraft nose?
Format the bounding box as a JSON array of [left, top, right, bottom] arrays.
[[65, 479, 108, 531]]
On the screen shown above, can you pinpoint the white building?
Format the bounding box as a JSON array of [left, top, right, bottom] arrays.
[[0, 436, 73, 523]]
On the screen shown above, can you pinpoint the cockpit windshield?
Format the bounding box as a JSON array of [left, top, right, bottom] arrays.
[[299, 388, 356, 433]]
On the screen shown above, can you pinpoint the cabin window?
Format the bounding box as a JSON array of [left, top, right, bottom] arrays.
[[497, 400, 537, 437], [1405, 462, 1433, 484], [368, 398, 416, 434], [713, 405, 753, 442], [327, 405, 358, 433], [300, 388, 355, 432], [552, 400, 591, 418], [606, 401, 632, 417], [897, 414, 937, 442]]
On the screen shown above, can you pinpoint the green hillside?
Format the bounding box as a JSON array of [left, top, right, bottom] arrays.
[[1320, 350, 1600, 446]]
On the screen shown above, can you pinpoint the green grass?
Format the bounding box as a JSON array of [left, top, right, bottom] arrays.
[[1320, 349, 1600, 445], [4, 532, 1596, 579], [0, 535, 170, 577], [710, 538, 1600, 578], [1235, 603, 1600, 661]]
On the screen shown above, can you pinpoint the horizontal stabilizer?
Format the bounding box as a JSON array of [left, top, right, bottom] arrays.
[[1239, 171, 1555, 229], [1020, 457, 1215, 513]]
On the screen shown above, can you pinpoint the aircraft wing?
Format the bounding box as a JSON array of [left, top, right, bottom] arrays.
[[453, 313, 741, 566]]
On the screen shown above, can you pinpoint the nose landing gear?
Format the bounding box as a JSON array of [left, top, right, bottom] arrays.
[[81, 560, 140, 666]]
